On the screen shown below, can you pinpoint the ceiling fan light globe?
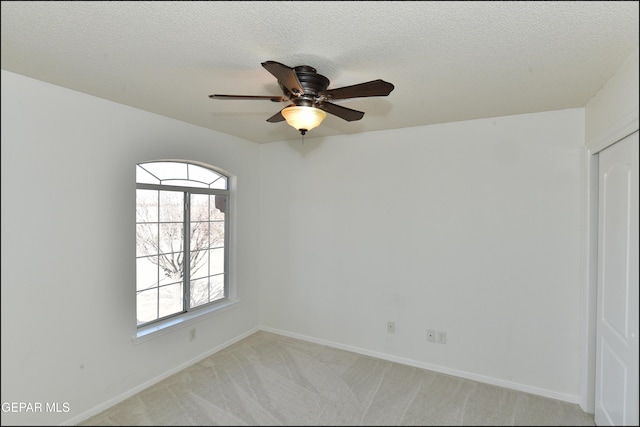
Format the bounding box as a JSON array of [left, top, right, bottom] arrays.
[[282, 106, 326, 133]]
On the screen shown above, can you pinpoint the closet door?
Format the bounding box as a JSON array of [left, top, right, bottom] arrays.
[[595, 131, 639, 426]]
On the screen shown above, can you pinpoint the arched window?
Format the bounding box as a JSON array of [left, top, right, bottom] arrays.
[[135, 161, 230, 330]]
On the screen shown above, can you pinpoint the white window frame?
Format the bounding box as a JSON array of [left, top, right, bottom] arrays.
[[133, 160, 237, 343]]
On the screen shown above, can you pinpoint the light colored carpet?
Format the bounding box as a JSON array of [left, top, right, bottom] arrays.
[[79, 331, 595, 426]]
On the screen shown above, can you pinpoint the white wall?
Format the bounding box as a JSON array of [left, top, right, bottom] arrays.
[[259, 109, 586, 402], [0, 66, 594, 425], [0, 70, 261, 426]]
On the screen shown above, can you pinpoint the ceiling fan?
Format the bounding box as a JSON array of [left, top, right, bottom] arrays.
[[209, 61, 395, 135]]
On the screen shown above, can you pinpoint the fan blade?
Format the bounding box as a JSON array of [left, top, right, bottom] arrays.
[[209, 94, 287, 102], [322, 79, 394, 100], [262, 61, 304, 96], [266, 109, 286, 123], [318, 102, 365, 122]]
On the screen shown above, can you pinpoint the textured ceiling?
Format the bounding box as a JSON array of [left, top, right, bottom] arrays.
[[1, 1, 638, 144]]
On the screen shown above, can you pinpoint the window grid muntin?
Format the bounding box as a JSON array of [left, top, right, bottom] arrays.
[[188, 193, 228, 309], [136, 162, 229, 328], [136, 162, 227, 189]]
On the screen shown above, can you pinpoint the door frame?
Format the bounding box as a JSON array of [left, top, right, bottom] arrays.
[[582, 149, 599, 414], [582, 125, 639, 415]]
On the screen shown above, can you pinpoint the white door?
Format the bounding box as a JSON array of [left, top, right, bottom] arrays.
[[595, 131, 639, 426]]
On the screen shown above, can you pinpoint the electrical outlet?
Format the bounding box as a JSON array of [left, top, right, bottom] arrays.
[[437, 331, 446, 344], [427, 329, 436, 342], [190, 328, 196, 341], [387, 321, 396, 333]]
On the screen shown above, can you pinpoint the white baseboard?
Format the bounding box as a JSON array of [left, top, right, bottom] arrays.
[[62, 327, 260, 426], [64, 324, 581, 425], [259, 325, 580, 405]]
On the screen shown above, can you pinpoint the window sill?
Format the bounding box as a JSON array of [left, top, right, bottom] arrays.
[[132, 298, 240, 345]]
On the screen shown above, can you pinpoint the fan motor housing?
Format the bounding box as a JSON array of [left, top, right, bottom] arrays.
[[286, 65, 330, 98]]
